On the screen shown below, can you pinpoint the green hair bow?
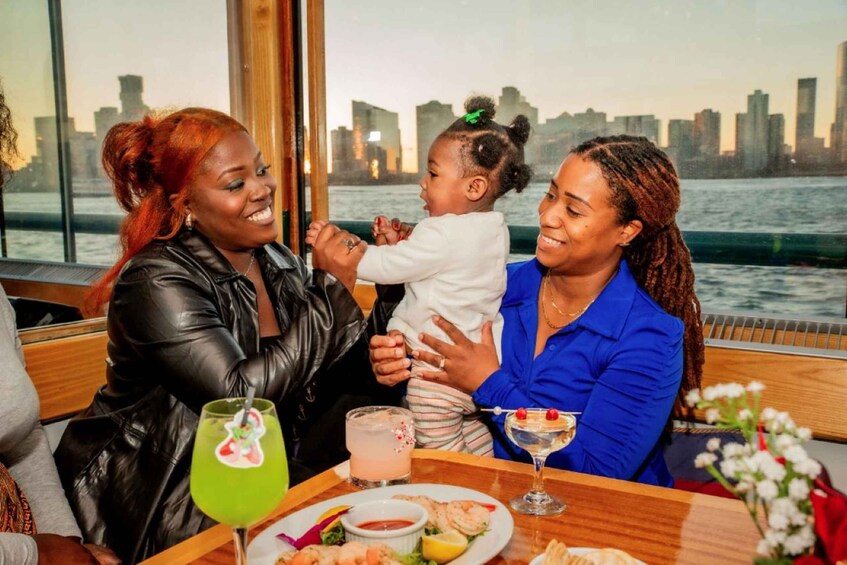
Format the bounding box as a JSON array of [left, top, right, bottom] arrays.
[[464, 109, 484, 124]]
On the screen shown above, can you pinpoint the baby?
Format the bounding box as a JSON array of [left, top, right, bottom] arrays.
[[308, 96, 531, 455]]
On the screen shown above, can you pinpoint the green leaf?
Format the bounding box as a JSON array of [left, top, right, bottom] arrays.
[[319, 523, 345, 546]]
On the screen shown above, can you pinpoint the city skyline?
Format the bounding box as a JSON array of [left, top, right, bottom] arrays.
[[2, 0, 846, 174]]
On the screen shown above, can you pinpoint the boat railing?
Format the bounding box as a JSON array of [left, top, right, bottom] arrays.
[[4, 212, 847, 270]]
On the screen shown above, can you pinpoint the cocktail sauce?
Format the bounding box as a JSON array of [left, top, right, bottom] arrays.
[[355, 519, 415, 531]]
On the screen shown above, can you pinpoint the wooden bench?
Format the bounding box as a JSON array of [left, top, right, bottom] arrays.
[[21, 319, 108, 423]]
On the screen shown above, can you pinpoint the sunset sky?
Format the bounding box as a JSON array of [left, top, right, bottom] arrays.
[[1, 0, 846, 173]]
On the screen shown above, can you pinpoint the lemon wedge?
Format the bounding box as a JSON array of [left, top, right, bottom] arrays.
[[317, 505, 350, 532], [421, 530, 469, 563]]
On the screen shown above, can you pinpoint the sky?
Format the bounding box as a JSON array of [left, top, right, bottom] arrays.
[[1, 0, 846, 173]]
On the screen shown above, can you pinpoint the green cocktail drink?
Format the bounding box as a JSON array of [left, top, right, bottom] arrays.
[[190, 397, 288, 564]]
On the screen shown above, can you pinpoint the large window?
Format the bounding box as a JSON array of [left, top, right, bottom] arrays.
[[0, 0, 229, 264], [319, 0, 847, 317]]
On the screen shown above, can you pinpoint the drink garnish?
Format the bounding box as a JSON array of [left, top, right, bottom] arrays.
[[546, 408, 559, 420], [516, 407, 527, 420], [481, 406, 581, 416]]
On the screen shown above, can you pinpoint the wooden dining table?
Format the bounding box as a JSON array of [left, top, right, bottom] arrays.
[[140, 450, 761, 564]]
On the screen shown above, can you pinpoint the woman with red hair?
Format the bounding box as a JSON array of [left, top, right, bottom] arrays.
[[54, 108, 380, 562]]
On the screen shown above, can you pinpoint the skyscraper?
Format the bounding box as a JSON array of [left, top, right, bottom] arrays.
[[667, 119, 695, 163], [352, 100, 401, 178], [768, 114, 786, 172], [119, 75, 150, 121], [833, 41, 847, 163], [610, 115, 660, 145], [416, 101, 454, 175], [693, 109, 721, 157], [94, 107, 120, 140], [795, 78, 817, 156], [737, 89, 769, 173], [330, 126, 356, 173], [497, 87, 539, 127]]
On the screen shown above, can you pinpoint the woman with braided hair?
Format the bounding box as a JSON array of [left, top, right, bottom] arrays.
[[309, 95, 532, 455], [370, 135, 704, 487]]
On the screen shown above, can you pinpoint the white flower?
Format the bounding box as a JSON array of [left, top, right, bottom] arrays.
[[702, 385, 720, 401], [761, 407, 778, 421], [784, 532, 814, 556], [776, 434, 797, 451], [685, 389, 701, 407], [705, 408, 720, 424], [737, 408, 753, 421], [756, 480, 779, 501], [706, 437, 721, 452], [724, 383, 745, 398], [722, 442, 745, 457], [719, 458, 739, 477], [791, 510, 810, 527], [746, 381, 765, 393], [788, 478, 810, 501], [796, 427, 812, 441], [695, 452, 718, 468], [756, 539, 772, 556], [764, 529, 787, 546], [783, 445, 808, 465], [793, 457, 822, 478], [768, 510, 790, 530]]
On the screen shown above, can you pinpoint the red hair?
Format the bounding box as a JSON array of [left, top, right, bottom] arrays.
[[87, 108, 245, 314]]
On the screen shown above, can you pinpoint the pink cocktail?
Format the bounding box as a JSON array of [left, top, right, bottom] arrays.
[[346, 406, 415, 488]]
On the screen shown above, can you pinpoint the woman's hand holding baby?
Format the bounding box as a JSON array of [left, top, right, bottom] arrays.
[[414, 316, 500, 394], [308, 220, 366, 292]]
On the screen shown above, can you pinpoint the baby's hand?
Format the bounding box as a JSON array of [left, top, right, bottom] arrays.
[[371, 216, 412, 246], [305, 220, 330, 246], [371, 215, 399, 246]]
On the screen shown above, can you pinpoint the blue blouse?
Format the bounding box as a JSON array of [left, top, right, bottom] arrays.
[[472, 259, 683, 487]]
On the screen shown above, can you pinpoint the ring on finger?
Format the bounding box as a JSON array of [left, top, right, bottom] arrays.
[[342, 237, 356, 254], [438, 356, 446, 370]]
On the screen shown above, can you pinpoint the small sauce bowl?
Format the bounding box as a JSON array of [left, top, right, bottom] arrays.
[[340, 499, 427, 555]]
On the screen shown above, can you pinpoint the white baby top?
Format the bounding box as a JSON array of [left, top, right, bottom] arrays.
[[357, 211, 509, 363]]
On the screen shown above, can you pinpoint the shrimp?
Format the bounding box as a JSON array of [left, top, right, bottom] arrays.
[[276, 544, 340, 565], [364, 544, 403, 565], [337, 540, 368, 564], [392, 494, 439, 529], [445, 500, 490, 536]]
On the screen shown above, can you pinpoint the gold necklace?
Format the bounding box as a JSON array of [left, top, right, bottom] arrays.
[[541, 268, 618, 329]]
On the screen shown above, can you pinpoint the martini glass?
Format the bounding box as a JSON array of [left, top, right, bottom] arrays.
[[504, 409, 576, 516], [190, 398, 288, 565]]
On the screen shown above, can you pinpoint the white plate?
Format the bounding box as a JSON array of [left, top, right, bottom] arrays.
[[247, 483, 514, 564], [529, 547, 646, 565]]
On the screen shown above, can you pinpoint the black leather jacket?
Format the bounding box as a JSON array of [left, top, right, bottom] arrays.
[[54, 230, 371, 563]]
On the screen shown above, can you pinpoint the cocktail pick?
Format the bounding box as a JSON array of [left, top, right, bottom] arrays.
[[480, 406, 581, 415], [240, 386, 256, 426]]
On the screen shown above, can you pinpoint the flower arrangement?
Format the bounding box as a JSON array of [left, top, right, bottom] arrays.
[[685, 381, 823, 564]]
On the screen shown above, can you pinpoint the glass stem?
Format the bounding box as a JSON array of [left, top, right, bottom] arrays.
[[530, 455, 547, 495], [233, 527, 248, 565]]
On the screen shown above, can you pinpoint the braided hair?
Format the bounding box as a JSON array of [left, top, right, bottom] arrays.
[[440, 96, 533, 197], [572, 135, 704, 403]]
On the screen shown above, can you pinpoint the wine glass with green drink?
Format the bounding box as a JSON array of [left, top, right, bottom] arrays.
[[190, 394, 288, 565]]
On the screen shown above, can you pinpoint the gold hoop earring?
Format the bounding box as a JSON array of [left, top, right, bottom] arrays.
[[620, 241, 630, 247], [185, 211, 193, 230]]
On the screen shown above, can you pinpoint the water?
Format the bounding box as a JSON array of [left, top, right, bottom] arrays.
[[3, 176, 846, 317]]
